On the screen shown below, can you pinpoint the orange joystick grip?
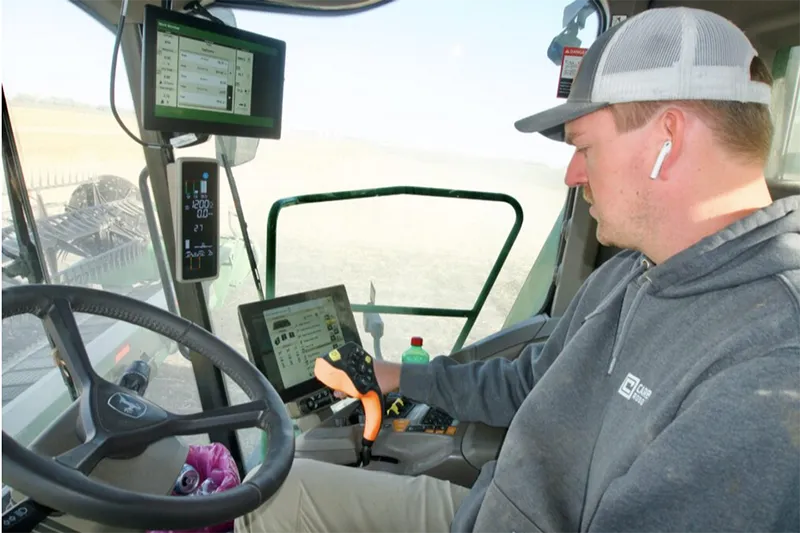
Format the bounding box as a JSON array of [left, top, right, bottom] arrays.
[[314, 342, 384, 456]]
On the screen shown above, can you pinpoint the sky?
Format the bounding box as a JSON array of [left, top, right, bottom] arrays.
[[2, 0, 601, 167]]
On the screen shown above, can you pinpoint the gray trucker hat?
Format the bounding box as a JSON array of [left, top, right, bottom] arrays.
[[515, 7, 772, 142]]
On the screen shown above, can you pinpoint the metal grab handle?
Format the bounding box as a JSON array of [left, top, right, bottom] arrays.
[[138, 166, 190, 359]]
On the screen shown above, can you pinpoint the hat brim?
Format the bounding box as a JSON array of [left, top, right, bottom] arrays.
[[514, 101, 608, 142]]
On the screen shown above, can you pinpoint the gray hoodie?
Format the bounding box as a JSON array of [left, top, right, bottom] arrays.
[[401, 195, 800, 532]]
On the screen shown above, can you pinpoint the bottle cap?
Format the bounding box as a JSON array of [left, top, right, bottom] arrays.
[[411, 336, 423, 347]]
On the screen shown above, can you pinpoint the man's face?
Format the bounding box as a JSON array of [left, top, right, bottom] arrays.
[[563, 109, 654, 250]]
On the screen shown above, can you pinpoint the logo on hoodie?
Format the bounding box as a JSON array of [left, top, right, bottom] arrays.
[[618, 373, 652, 406]]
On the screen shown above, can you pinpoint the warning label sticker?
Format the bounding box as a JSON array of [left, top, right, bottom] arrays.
[[557, 47, 587, 99]]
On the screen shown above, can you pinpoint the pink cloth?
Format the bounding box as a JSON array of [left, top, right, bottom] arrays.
[[148, 443, 242, 533]]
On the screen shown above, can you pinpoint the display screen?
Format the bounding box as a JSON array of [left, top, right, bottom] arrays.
[[178, 160, 218, 282], [238, 285, 362, 402], [263, 296, 346, 389], [142, 5, 285, 139]]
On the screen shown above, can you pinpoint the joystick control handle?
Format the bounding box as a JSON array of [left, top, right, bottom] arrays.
[[314, 342, 384, 465]]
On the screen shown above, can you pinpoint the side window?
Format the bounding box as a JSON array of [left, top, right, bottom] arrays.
[[766, 46, 800, 180], [2, 1, 207, 446]]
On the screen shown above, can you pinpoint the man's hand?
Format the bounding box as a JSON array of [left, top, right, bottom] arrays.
[[332, 360, 402, 399], [373, 360, 401, 393]]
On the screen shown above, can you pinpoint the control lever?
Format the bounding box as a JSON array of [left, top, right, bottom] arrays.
[[314, 342, 383, 467]]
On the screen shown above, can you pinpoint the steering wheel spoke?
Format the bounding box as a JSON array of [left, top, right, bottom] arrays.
[[46, 397, 268, 470], [41, 298, 98, 391], [55, 438, 108, 475], [90, 400, 269, 453], [165, 400, 269, 437]]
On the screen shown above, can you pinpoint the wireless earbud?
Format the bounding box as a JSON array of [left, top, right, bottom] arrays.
[[649, 140, 672, 180]]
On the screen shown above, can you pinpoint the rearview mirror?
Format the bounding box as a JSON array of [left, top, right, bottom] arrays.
[[562, 0, 589, 27], [548, 0, 597, 66], [547, 26, 583, 65], [215, 136, 260, 167]]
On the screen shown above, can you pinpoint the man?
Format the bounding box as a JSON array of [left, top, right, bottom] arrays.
[[237, 6, 799, 532]]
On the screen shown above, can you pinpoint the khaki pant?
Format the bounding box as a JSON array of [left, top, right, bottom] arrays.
[[234, 458, 470, 533]]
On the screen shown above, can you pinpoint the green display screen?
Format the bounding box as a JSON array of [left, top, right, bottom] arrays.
[[144, 5, 285, 138]]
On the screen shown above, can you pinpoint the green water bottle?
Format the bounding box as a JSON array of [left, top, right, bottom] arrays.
[[402, 336, 430, 364]]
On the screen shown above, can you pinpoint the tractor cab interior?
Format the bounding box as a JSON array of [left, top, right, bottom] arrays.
[[1, 0, 798, 531]]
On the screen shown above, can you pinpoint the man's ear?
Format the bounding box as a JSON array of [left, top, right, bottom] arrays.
[[653, 107, 685, 180]]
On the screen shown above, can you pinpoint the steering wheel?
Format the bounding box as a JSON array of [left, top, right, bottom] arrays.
[[1, 284, 295, 531]]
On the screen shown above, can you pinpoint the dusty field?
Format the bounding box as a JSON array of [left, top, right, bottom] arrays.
[[3, 101, 568, 457]]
